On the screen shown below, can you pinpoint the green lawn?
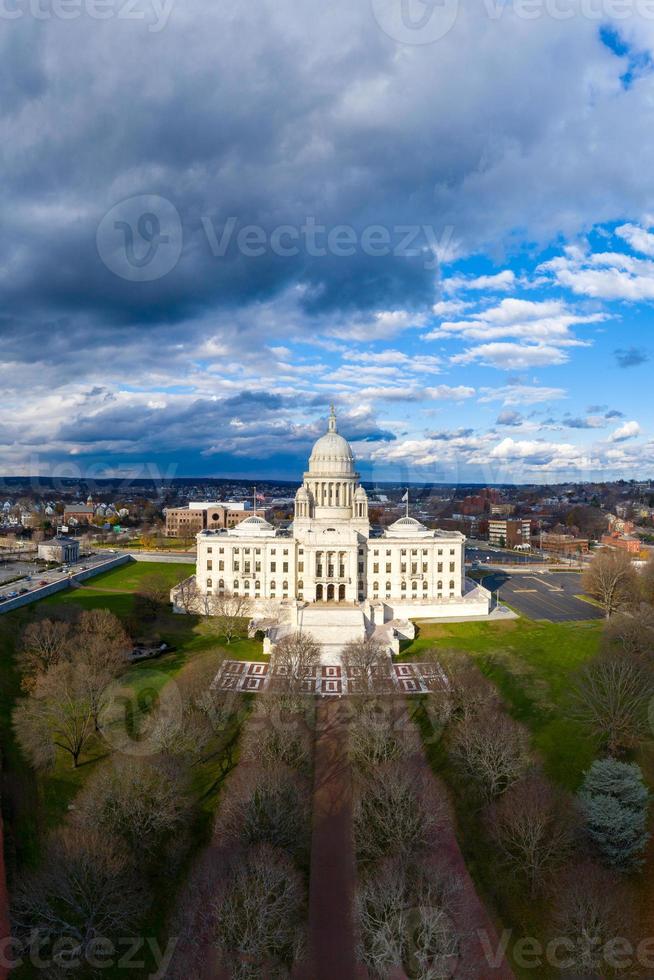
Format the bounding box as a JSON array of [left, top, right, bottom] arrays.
[[402, 616, 602, 789]]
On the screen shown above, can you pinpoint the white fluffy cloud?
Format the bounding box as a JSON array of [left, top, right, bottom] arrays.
[[451, 342, 570, 369], [610, 420, 641, 442]]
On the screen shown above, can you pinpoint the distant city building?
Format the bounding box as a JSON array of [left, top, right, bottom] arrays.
[[38, 537, 80, 563], [540, 532, 589, 555], [64, 504, 95, 525], [164, 501, 266, 537], [488, 518, 531, 549], [600, 532, 641, 555], [490, 502, 516, 516]]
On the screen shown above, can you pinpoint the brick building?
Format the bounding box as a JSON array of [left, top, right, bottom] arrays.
[[164, 502, 266, 538], [540, 532, 589, 555], [600, 532, 641, 555]]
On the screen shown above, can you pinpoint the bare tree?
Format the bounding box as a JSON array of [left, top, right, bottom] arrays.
[[449, 706, 531, 802], [550, 861, 633, 976], [70, 610, 130, 730], [74, 756, 193, 858], [487, 774, 577, 895], [11, 827, 147, 970], [602, 604, 654, 660], [353, 762, 445, 867], [349, 700, 420, 773], [213, 845, 305, 980], [571, 653, 654, 755], [75, 608, 131, 665], [217, 766, 310, 861], [272, 631, 321, 690], [355, 859, 460, 980], [641, 552, 654, 606], [13, 661, 96, 768], [206, 590, 251, 643], [582, 549, 638, 618], [241, 697, 313, 774], [17, 618, 71, 689], [174, 575, 202, 614], [342, 637, 390, 691]]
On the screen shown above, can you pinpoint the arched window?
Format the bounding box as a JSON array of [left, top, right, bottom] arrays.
[[385, 581, 391, 592], [298, 580, 304, 590], [282, 581, 288, 591], [233, 579, 239, 590], [207, 577, 212, 587], [373, 581, 379, 591], [218, 579, 225, 590], [270, 580, 276, 591], [437, 580, 443, 590], [401, 581, 407, 591], [411, 580, 417, 591], [422, 580, 428, 590], [255, 580, 260, 590]]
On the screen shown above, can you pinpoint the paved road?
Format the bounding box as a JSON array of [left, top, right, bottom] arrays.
[[482, 570, 603, 622]]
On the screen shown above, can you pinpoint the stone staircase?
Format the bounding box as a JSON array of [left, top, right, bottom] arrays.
[[297, 604, 367, 663]]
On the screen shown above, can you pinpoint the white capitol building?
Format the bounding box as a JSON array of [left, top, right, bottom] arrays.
[[182, 407, 491, 657]]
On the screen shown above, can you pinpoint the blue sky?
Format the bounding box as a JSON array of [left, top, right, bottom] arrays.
[[1, 2, 652, 485]]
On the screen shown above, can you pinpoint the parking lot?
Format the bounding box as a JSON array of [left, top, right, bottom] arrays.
[[466, 545, 547, 566], [481, 570, 603, 622], [0, 552, 120, 604]]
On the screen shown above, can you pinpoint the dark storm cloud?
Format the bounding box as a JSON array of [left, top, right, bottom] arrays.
[[53, 391, 395, 459], [4, 0, 654, 369], [614, 347, 650, 368]]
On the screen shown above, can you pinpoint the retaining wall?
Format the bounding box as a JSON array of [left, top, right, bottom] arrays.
[[0, 555, 131, 614]]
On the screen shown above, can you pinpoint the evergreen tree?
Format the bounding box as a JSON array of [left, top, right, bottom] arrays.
[[578, 759, 650, 870]]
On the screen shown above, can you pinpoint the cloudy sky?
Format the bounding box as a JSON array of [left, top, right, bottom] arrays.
[[2, 0, 654, 484]]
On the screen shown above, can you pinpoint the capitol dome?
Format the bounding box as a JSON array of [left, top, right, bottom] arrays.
[[307, 406, 355, 477]]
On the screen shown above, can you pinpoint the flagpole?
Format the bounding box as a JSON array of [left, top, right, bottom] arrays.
[[406, 488, 409, 518]]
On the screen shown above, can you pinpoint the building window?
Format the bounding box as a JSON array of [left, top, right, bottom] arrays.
[[270, 580, 276, 590], [219, 560, 224, 571], [450, 562, 455, 572], [298, 562, 304, 573], [386, 581, 391, 592], [422, 581, 428, 590], [411, 581, 417, 591], [401, 563, 407, 574], [283, 562, 288, 573], [449, 580, 455, 590], [233, 579, 239, 590], [207, 560, 212, 570], [438, 562, 443, 573], [401, 581, 407, 591], [373, 563, 379, 573], [282, 581, 288, 591], [437, 580, 443, 589], [218, 579, 225, 591], [255, 580, 260, 590], [386, 563, 391, 573], [298, 580, 304, 590], [373, 581, 379, 591], [207, 547, 212, 554], [270, 561, 276, 572], [207, 578, 212, 587], [422, 563, 428, 573]]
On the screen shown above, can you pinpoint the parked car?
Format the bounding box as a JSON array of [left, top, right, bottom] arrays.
[[39, 580, 48, 586]]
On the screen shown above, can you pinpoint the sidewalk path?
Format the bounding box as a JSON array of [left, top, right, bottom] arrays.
[[307, 700, 361, 980]]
